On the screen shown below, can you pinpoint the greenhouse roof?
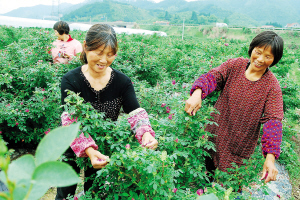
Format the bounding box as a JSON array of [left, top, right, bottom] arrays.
[[0, 16, 167, 36]]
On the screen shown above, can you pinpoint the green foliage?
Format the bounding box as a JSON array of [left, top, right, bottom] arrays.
[[265, 22, 282, 28], [242, 27, 252, 34], [62, 1, 154, 23], [191, 11, 198, 24], [224, 17, 229, 25], [0, 123, 81, 200]]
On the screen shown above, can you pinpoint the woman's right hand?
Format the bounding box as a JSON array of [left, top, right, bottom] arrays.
[[85, 147, 109, 169], [185, 89, 202, 116]]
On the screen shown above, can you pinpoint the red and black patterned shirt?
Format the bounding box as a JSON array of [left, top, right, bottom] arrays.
[[190, 57, 283, 171]]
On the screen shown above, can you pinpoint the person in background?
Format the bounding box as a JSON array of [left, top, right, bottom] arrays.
[[51, 21, 82, 64], [55, 24, 158, 200], [185, 31, 284, 184]]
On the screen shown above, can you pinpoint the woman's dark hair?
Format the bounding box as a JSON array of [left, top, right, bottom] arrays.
[[53, 21, 70, 35], [248, 31, 284, 67], [80, 24, 118, 64]]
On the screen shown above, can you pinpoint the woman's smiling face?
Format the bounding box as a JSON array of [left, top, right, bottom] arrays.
[[85, 44, 116, 73], [250, 45, 274, 73]]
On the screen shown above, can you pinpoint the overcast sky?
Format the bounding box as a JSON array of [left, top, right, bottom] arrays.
[[0, 0, 197, 14]]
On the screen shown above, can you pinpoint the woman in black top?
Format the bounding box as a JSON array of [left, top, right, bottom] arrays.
[[56, 24, 158, 200]]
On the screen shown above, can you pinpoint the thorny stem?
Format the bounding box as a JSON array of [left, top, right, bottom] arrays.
[[183, 121, 191, 135], [141, 190, 148, 200], [162, 161, 164, 178]]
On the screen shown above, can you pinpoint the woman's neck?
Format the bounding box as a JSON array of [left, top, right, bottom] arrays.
[[59, 34, 69, 42], [245, 66, 267, 81], [83, 64, 111, 79]]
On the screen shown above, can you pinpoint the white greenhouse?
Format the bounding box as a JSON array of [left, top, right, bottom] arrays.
[[0, 16, 167, 36]]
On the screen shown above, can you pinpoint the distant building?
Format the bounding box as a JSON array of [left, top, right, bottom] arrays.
[[285, 23, 300, 28], [261, 25, 274, 29], [154, 21, 169, 26], [216, 23, 228, 27]]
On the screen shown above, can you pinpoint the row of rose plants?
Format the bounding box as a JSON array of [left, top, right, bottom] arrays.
[[0, 26, 300, 199]]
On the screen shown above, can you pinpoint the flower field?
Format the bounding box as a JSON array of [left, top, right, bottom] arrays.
[[0, 26, 300, 199]]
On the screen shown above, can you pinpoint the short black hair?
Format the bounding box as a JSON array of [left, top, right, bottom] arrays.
[[248, 31, 284, 67], [53, 21, 70, 35]]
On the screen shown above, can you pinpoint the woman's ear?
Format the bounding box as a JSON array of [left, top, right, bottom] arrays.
[[83, 40, 87, 52]]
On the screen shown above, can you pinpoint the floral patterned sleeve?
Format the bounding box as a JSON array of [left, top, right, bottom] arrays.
[[190, 73, 217, 99], [61, 112, 98, 157], [261, 120, 282, 159], [190, 58, 239, 98], [260, 83, 283, 159], [127, 108, 155, 144]]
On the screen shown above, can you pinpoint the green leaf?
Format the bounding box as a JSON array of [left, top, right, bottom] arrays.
[[32, 161, 80, 187], [160, 151, 167, 161], [0, 171, 7, 186], [197, 193, 219, 200], [27, 183, 50, 200], [7, 154, 35, 183], [35, 122, 80, 166], [121, 193, 129, 196], [13, 179, 31, 200]]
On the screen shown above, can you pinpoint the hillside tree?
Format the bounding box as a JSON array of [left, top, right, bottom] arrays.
[[191, 11, 198, 24]]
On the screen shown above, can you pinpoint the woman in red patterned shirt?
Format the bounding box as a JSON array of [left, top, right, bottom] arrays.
[[185, 31, 284, 183]]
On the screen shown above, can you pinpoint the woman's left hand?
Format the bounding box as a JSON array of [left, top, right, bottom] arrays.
[[261, 154, 278, 183], [142, 132, 158, 150]]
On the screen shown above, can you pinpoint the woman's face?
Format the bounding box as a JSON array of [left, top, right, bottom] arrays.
[[250, 45, 274, 73], [85, 44, 116, 73], [54, 30, 63, 40]]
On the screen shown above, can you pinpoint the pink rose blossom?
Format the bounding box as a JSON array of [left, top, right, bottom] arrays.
[[6, 104, 10, 107], [175, 138, 178, 143], [74, 197, 78, 200], [15, 109, 18, 111], [277, 194, 281, 198], [16, 122, 19, 126], [0, 131, 2, 134], [202, 135, 205, 139], [196, 189, 203, 196], [172, 80, 176, 85], [161, 103, 166, 107], [166, 107, 171, 111], [283, 86, 287, 88], [44, 129, 51, 135], [182, 85, 186, 89], [125, 144, 130, 149], [166, 110, 170, 113], [225, 43, 229, 46], [10, 76, 13, 79], [211, 56, 214, 59], [25, 109, 29, 113], [204, 187, 207, 193], [20, 102, 23, 105], [172, 188, 177, 193], [42, 88, 45, 91], [168, 114, 173, 120]]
